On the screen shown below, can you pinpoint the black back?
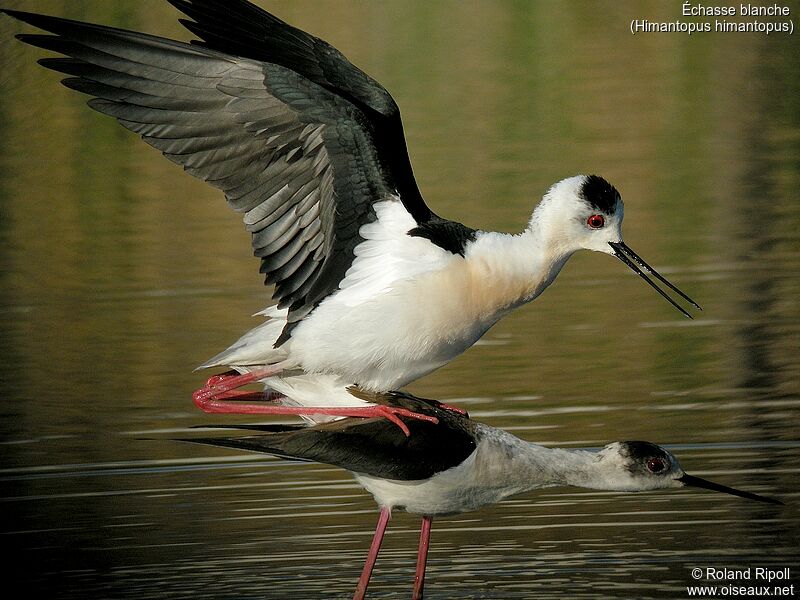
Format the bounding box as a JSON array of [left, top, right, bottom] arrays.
[[187, 393, 478, 481], [408, 218, 478, 257]]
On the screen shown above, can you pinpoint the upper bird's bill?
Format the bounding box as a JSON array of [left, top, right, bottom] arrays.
[[678, 473, 783, 505], [608, 241, 701, 319]]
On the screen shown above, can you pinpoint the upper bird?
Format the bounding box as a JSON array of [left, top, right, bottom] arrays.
[[3, 1, 699, 426]]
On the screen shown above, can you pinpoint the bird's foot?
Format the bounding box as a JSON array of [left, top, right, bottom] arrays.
[[193, 367, 283, 404], [202, 370, 238, 388], [197, 371, 280, 402], [193, 395, 438, 436], [350, 405, 439, 437], [192, 371, 438, 436], [193, 397, 437, 436]]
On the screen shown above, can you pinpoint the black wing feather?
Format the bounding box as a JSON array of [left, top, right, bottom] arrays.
[[186, 392, 476, 481], [3, 6, 437, 343], [167, 0, 432, 222]]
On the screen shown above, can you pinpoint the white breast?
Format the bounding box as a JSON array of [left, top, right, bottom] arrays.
[[206, 199, 569, 391], [286, 200, 566, 390], [287, 200, 493, 389]]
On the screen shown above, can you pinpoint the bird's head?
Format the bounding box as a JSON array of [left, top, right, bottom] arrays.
[[532, 175, 700, 318], [536, 174, 624, 254], [592, 441, 783, 504]]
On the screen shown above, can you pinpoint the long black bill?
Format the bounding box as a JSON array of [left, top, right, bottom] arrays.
[[608, 241, 701, 319], [678, 474, 783, 505]]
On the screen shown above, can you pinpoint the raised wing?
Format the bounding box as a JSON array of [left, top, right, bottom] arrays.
[[3, 5, 434, 343], [168, 0, 431, 223]]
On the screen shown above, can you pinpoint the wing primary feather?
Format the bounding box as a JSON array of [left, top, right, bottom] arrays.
[[3, 3, 441, 346], [179, 398, 477, 481]]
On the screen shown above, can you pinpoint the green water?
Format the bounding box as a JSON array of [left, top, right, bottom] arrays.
[[0, 1, 798, 598]]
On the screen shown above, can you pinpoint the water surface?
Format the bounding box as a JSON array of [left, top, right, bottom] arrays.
[[1, 1, 798, 598]]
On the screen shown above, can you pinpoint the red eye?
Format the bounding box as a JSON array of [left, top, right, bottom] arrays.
[[646, 458, 667, 474], [587, 214, 605, 229]]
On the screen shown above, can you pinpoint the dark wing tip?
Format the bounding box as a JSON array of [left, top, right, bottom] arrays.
[[3, 8, 79, 32]]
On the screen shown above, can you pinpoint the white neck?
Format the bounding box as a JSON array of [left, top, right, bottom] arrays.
[[463, 216, 576, 313], [516, 444, 602, 489], [474, 427, 614, 493]]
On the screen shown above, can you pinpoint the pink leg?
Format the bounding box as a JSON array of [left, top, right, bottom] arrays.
[[192, 370, 438, 437], [412, 516, 433, 600], [193, 368, 284, 403], [204, 389, 280, 402], [193, 366, 284, 403], [353, 506, 392, 600]]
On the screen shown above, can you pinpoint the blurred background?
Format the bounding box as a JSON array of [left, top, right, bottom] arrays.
[[1, 1, 798, 598]]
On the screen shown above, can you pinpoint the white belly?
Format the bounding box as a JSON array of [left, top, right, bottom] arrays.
[[354, 453, 496, 516], [287, 268, 506, 390], [251, 237, 558, 389], [354, 445, 526, 515]]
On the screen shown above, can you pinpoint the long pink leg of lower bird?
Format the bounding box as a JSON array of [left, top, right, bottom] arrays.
[[353, 506, 392, 600], [412, 516, 433, 600]]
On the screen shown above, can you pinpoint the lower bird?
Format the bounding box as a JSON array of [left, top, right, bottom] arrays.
[[3, 1, 701, 431], [186, 391, 782, 599]]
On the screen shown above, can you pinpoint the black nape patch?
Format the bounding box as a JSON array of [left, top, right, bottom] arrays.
[[581, 175, 620, 214], [408, 218, 477, 257]]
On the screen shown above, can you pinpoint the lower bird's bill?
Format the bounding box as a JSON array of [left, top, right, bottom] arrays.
[[608, 241, 701, 319], [678, 474, 783, 505]]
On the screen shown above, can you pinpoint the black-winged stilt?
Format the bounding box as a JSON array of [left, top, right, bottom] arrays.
[[186, 391, 782, 599], [3, 1, 700, 430]]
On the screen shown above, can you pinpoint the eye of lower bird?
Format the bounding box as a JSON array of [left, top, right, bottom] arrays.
[[646, 457, 667, 474], [587, 214, 605, 229]]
